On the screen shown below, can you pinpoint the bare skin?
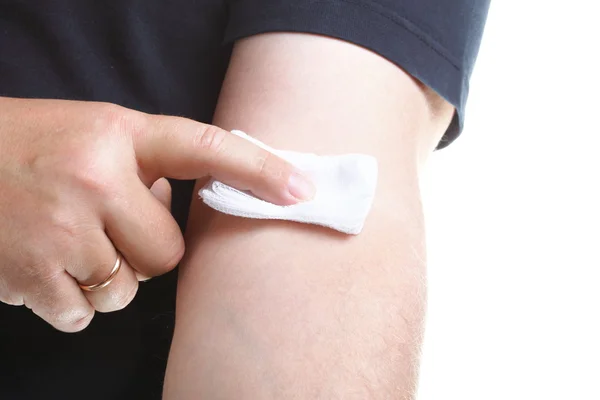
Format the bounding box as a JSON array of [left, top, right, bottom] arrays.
[[164, 33, 454, 399]]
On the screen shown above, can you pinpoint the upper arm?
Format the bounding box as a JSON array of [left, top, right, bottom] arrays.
[[163, 32, 454, 399], [222, 0, 490, 149], [214, 32, 453, 164]]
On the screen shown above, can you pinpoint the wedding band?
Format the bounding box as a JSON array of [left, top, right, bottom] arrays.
[[79, 253, 123, 292]]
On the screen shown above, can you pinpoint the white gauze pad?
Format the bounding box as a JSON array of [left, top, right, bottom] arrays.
[[198, 130, 378, 235]]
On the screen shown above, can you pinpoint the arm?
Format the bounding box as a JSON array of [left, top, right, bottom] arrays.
[[164, 33, 454, 399]]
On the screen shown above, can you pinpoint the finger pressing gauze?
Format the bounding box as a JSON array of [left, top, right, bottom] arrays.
[[133, 116, 302, 206]]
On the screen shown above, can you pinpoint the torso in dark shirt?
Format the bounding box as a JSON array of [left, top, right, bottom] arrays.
[[0, 2, 230, 399]]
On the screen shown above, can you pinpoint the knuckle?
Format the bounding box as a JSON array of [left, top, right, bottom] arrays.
[[31, 287, 95, 332], [94, 102, 146, 144], [0, 292, 24, 306], [113, 282, 138, 311], [255, 150, 287, 183], [47, 208, 94, 248], [94, 102, 130, 133], [73, 167, 116, 198], [255, 150, 272, 177], [67, 104, 139, 198], [67, 152, 119, 199], [57, 309, 94, 333], [63, 151, 118, 199], [19, 272, 92, 333], [25, 261, 62, 291], [48, 209, 77, 242], [193, 125, 227, 155], [0, 275, 22, 305], [76, 168, 117, 200]]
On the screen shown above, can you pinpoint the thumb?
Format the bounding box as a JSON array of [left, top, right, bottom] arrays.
[[133, 115, 315, 206], [133, 177, 173, 283], [150, 177, 172, 211]]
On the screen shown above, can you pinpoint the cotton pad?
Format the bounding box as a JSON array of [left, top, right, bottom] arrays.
[[199, 130, 378, 235]]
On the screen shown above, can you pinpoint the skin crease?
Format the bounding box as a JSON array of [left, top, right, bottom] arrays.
[[0, 97, 307, 332], [164, 33, 454, 399]]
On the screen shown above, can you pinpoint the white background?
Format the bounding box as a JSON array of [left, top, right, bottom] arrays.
[[418, 1, 600, 399]]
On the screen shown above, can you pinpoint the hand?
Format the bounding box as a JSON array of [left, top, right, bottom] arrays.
[[0, 97, 314, 332]]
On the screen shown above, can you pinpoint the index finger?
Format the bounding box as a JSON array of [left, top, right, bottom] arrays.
[[132, 115, 315, 206]]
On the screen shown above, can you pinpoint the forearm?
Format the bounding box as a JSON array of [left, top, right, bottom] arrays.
[[164, 33, 453, 399]]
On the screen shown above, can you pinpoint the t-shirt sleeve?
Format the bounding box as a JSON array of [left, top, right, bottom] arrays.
[[223, 0, 491, 149]]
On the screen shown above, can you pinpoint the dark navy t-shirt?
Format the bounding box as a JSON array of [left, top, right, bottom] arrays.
[[0, 1, 490, 399]]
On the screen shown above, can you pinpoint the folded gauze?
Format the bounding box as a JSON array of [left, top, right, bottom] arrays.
[[199, 130, 378, 235]]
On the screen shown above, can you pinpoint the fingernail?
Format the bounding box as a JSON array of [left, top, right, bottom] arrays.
[[135, 271, 152, 282], [287, 171, 316, 201]]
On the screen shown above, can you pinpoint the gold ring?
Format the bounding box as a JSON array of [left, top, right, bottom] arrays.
[[79, 253, 123, 292]]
